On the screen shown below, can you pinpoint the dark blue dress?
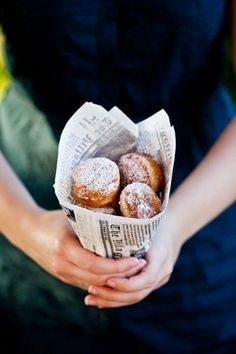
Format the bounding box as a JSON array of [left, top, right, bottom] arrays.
[[1, 1, 236, 353]]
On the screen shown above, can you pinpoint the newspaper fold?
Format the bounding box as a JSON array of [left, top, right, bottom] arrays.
[[54, 102, 175, 258]]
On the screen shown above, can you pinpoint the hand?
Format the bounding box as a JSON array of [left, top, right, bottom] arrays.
[[16, 209, 146, 291], [85, 223, 182, 307]]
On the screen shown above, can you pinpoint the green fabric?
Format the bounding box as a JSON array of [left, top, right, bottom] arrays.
[[0, 80, 58, 208], [0, 82, 108, 353]]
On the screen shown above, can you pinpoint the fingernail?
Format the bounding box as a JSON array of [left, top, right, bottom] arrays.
[[139, 259, 147, 266], [88, 286, 98, 295], [85, 296, 96, 306], [107, 280, 116, 288]]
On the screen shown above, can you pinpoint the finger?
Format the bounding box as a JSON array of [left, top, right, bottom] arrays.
[[85, 295, 127, 308], [52, 259, 105, 287], [117, 259, 147, 278], [106, 252, 166, 292], [84, 290, 148, 308], [107, 266, 172, 293], [103, 259, 146, 280], [58, 260, 146, 288], [51, 260, 90, 290], [106, 272, 150, 293], [66, 237, 140, 274], [61, 262, 112, 287], [87, 285, 149, 304]]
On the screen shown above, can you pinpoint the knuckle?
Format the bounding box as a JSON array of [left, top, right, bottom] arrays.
[[80, 281, 89, 291], [52, 238, 64, 257], [93, 277, 106, 287], [51, 258, 63, 276], [86, 261, 98, 274]]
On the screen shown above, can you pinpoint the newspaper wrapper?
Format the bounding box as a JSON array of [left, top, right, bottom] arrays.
[[54, 102, 175, 258]]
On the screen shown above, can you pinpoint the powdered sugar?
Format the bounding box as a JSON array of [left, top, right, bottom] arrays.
[[121, 182, 161, 219], [137, 203, 153, 219], [118, 153, 149, 187], [72, 157, 119, 196]]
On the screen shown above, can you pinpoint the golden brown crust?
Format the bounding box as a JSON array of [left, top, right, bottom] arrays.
[[118, 152, 164, 193], [72, 157, 120, 208], [119, 182, 161, 219]]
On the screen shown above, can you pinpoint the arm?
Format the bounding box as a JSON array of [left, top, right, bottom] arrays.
[[0, 153, 145, 290], [85, 116, 236, 307]]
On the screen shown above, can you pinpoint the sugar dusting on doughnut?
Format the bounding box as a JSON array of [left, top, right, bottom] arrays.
[[118, 152, 163, 193], [119, 182, 161, 219], [72, 157, 120, 207], [73, 158, 118, 195], [118, 153, 149, 186]]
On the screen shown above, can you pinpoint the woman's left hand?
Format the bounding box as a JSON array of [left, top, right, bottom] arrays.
[[84, 225, 183, 308], [85, 112, 236, 308]]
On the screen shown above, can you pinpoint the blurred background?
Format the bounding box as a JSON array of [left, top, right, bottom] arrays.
[[0, 30, 10, 101]]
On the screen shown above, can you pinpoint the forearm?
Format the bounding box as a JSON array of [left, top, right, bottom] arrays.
[[166, 117, 236, 245], [0, 152, 42, 246]]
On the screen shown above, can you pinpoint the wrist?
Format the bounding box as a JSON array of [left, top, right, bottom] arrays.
[[158, 206, 191, 260], [5, 204, 45, 250], [150, 211, 184, 268]]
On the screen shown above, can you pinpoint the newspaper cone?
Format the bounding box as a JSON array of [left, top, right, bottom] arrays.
[[54, 102, 175, 258]]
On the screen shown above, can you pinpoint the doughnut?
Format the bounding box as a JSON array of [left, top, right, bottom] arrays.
[[72, 157, 120, 208], [119, 182, 161, 219], [118, 152, 163, 193]]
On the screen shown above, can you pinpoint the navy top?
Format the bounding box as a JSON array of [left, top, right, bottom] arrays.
[[1, 1, 236, 353]]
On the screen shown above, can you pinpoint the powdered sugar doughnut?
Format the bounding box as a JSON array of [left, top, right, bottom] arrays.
[[118, 152, 163, 193], [72, 157, 120, 208], [119, 182, 161, 219]]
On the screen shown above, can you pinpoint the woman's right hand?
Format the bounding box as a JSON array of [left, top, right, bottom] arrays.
[[0, 154, 145, 292], [16, 209, 146, 291]]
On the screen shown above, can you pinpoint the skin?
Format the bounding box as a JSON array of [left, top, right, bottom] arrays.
[[0, 1, 235, 309], [84, 2, 236, 307], [0, 154, 147, 291], [85, 116, 236, 308], [1, 115, 235, 307]]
